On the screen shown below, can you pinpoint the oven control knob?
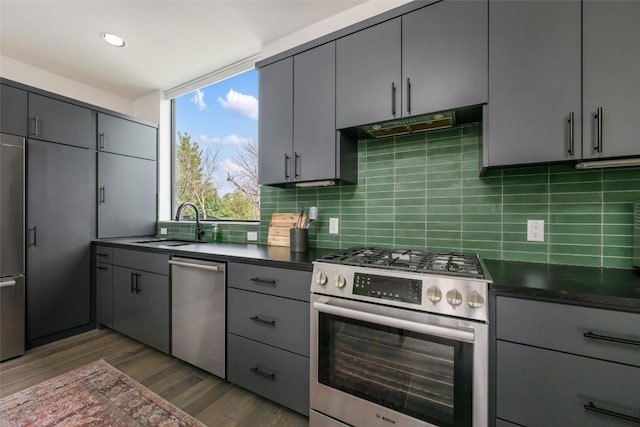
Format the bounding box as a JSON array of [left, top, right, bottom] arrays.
[[467, 291, 485, 309], [335, 275, 347, 289], [446, 289, 463, 307], [426, 286, 442, 303], [316, 272, 328, 286]]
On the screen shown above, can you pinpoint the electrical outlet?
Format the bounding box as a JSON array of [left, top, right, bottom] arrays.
[[247, 231, 258, 241], [527, 220, 544, 242], [160, 228, 168, 235], [329, 218, 339, 234]]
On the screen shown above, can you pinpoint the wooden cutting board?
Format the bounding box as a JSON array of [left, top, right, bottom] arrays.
[[267, 213, 306, 246]]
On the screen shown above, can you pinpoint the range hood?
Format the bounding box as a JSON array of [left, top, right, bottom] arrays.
[[354, 105, 483, 139]]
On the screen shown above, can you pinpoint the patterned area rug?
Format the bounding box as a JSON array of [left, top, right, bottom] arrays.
[[0, 359, 206, 426]]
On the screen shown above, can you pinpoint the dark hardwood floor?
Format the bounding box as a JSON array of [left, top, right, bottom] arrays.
[[0, 328, 308, 426]]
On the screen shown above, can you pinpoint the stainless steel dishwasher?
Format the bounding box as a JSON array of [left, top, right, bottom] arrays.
[[169, 256, 225, 378]]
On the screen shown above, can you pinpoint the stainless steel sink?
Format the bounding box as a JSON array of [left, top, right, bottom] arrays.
[[133, 239, 202, 247]]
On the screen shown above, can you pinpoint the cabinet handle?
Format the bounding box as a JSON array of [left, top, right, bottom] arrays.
[[593, 107, 603, 153], [584, 401, 640, 424], [391, 82, 397, 117], [567, 112, 574, 156], [294, 152, 300, 179], [406, 77, 411, 115], [99, 187, 106, 204], [96, 252, 108, 257], [250, 315, 276, 326], [29, 115, 39, 136], [29, 226, 37, 247], [250, 277, 277, 286], [250, 366, 275, 381], [284, 153, 290, 180], [134, 273, 141, 294], [96, 266, 108, 271], [130, 272, 135, 293], [583, 331, 640, 347], [98, 132, 105, 150]]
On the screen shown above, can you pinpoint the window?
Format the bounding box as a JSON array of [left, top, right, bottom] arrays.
[[172, 68, 259, 221]]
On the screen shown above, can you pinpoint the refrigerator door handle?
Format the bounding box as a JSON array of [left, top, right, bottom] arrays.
[[0, 279, 17, 288]]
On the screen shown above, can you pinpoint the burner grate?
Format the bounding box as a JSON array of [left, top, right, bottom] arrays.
[[318, 247, 484, 279]]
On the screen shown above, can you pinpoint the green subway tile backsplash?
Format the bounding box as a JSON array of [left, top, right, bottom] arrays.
[[160, 122, 640, 269]]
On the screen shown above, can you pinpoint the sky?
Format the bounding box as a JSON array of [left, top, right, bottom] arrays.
[[175, 68, 258, 196]]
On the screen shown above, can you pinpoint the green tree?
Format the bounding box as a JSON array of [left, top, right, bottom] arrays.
[[175, 132, 221, 219], [226, 138, 260, 219], [219, 191, 255, 220]]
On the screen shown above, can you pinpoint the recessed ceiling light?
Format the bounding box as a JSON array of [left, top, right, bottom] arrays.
[[100, 32, 126, 47]]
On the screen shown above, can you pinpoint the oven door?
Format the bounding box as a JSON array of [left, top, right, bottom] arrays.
[[310, 294, 487, 427]]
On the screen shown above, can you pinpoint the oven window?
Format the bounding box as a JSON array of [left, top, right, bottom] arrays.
[[318, 313, 473, 427]]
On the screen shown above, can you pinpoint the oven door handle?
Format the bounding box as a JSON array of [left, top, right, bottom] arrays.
[[312, 301, 475, 343]]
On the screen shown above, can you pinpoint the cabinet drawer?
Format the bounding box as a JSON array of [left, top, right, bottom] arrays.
[[228, 262, 311, 301], [497, 341, 640, 427], [94, 245, 114, 264], [113, 248, 169, 275], [227, 333, 309, 416], [227, 288, 309, 356], [497, 296, 640, 367]]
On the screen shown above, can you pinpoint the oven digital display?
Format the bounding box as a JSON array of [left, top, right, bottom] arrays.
[[353, 273, 421, 304]]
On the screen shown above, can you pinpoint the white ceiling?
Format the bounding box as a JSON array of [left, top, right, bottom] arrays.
[[0, 0, 366, 100]]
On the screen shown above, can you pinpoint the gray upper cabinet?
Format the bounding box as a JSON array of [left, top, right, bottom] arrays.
[[402, 0, 487, 116], [258, 57, 293, 185], [98, 152, 156, 238], [582, 1, 640, 159], [293, 42, 338, 183], [26, 140, 92, 341], [1, 84, 28, 136], [27, 93, 94, 149], [97, 113, 157, 160], [336, 18, 402, 129], [486, 0, 581, 167]]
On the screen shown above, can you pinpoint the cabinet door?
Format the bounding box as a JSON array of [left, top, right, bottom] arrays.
[[336, 17, 402, 129], [583, 1, 640, 159], [97, 152, 156, 238], [95, 263, 113, 328], [28, 93, 94, 149], [487, 0, 581, 166], [113, 266, 169, 353], [26, 140, 91, 340], [1, 84, 28, 136], [97, 113, 157, 160], [258, 57, 293, 185], [402, 0, 488, 116], [293, 42, 336, 182]]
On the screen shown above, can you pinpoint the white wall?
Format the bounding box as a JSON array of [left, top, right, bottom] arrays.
[[1, 55, 133, 115]]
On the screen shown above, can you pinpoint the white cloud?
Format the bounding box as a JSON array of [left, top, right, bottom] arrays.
[[190, 89, 207, 111], [218, 89, 258, 120], [201, 134, 254, 146], [221, 158, 243, 175]]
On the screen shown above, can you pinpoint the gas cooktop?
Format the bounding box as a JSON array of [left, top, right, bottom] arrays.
[[317, 247, 485, 279]]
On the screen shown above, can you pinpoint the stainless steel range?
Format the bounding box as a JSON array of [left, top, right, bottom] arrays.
[[309, 247, 491, 427]]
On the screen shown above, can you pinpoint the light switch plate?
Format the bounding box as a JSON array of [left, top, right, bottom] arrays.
[[329, 218, 339, 234], [247, 231, 258, 241]]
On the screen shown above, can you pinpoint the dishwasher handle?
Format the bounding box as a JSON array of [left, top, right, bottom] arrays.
[[168, 259, 224, 272]]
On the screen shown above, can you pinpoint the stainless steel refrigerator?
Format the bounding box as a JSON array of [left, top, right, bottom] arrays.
[[0, 133, 25, 361]]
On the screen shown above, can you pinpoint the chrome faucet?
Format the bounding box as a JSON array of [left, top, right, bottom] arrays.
[[175, 202, 204, 241]]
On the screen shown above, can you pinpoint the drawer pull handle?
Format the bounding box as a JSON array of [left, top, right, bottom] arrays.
[[250, 277, 277, 286], [584, 401, 640, 424], [583, 331, 640, 347], [250, 315, 276, 326], [96, 266, 108, 271], [250, 366, 275, 381], [96, 253, 109, 257]]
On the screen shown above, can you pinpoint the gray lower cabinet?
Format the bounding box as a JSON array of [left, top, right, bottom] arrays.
[[26, 140, 92, 342], [97, 112, 157, 161], [95, 262, 113, 328], [97, 152, 156, 238], [495, 296, 640, 426], [27, 93, 94, 149], [1, 84, 28, 136], [226, 262, 311, 415], [582, 1, 640, 159], [486, 0, 581, 167], [112, 255, 169, 353]]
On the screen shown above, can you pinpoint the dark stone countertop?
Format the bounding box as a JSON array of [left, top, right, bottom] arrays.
[[93, 236, 337, 271], [485, 259, 640, 313]]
